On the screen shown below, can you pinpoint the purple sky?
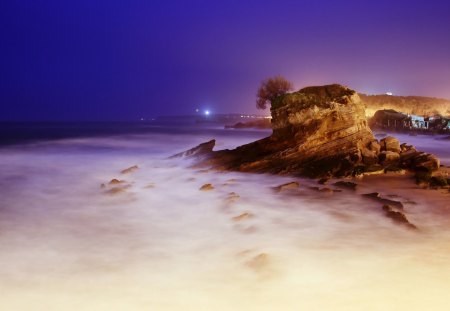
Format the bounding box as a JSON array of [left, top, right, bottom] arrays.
[[1, 0, 450, 120]]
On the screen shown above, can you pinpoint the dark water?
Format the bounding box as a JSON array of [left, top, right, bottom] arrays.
[[0, 119, 270, 147]]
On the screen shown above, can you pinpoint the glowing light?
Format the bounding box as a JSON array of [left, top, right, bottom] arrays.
[[204, 110, 210, 116], [386, 92, 393, 96]]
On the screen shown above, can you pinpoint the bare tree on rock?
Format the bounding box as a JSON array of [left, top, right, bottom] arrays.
[[256, 76, 293, 109]]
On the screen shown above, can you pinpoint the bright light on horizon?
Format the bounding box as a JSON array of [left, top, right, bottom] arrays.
[[204, 110, 210, 116]]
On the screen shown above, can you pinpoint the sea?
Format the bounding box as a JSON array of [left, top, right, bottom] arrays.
[[0, 119, 449, 310]]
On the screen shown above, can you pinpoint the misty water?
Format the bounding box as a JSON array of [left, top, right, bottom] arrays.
[[1, 122, 450, 310]]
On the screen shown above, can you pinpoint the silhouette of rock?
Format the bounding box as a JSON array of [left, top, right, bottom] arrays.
[[170, 140, 215, 159]]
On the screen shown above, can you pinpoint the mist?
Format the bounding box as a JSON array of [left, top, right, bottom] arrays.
[[1, 130, 450, 310]]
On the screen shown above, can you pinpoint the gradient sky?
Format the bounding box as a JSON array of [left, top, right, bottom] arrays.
[[1, 0, 450, 121]]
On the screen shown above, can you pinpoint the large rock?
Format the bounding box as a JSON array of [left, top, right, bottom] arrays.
[[173, 84, 441, 179], [208, 84, 376, 177]]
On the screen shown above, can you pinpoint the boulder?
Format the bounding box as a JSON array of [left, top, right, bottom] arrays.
[[368, 140, 381, 154], [380, 136, 401, 153], [362, 192, 404, 209], [412, 154, 440, 172], [361, 148, 379, 165], [333, 181, 357, 190], [379, 151, 400, 165]]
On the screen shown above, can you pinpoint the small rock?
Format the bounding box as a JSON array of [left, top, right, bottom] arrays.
[[382, 205, 417, 230], [362, 192, 404, 209], [246, 253, 269, 271], [400, 149, 420, 162], [226, 192, 240, 202], [199, 183, 214, 191], [361, 147, 379, 165], [333, 181, 357, 190], [309, 187, 336, 194], [400, 143, 415, 152], [274, 181, 300, 192], [318, 177, 329, 185], [415, 171, 432, 186], [121, 165, 139, 174], [429, 175, 448, 188], [379, 151, 400, 165], [232, 212, 253, 221], [100, 183, 106, 188], [413, 154, 440, 172], [109, 179, 125, 185], [106, 187, 127, 195]]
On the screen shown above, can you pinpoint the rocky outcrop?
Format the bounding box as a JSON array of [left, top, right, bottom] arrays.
[[170, 140, 215, 159], [174, 84, 441, 179]]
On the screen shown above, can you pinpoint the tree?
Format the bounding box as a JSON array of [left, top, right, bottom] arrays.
[[256, 76, 293, 109]]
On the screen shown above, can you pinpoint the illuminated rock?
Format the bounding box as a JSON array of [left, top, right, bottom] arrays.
[[174, 84, 441, 179], [380, 136, 401, 153]]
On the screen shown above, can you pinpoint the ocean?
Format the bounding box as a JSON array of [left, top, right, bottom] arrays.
[[0, 120, 449, 310]]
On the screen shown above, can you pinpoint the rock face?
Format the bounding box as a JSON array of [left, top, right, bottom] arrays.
[[174, 84, 441, 179], [211, 84, 376, 177]]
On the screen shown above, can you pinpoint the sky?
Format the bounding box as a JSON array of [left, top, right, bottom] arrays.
[[1, 0, 450, 121]]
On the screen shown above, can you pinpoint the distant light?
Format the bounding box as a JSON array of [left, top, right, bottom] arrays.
[[386, 92, 393, 96], [195, 108, 199, 113], [204, 110, 210, 116]]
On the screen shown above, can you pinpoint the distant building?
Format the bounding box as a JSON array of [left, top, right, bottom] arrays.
[[370, 109, 450, 132], [409, 114, 427, 129]]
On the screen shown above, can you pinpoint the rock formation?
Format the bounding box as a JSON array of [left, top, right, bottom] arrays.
[[175, 84, 440, 179]]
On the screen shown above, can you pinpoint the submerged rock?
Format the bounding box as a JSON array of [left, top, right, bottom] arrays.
[[382, 205, 417, 230], [246, 253, 269, 271], [109, 178, 125, 185], [273, 181, 300, 192], [199, 183, 214, 191], [362, 192, 404, 209], [333, 181, 358, 190], [121, 165, 139, 174], [232, 212, 253, 221]]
